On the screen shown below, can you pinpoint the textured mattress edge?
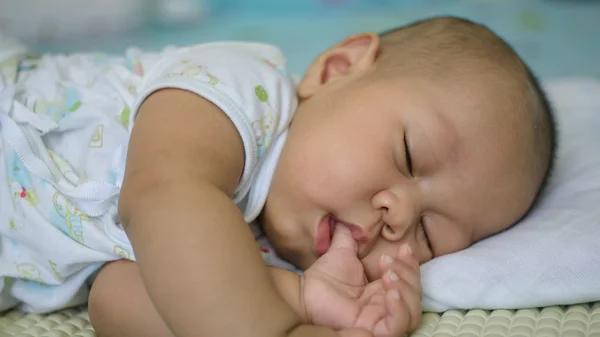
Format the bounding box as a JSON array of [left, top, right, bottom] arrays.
[[1, 303, 600, 337]]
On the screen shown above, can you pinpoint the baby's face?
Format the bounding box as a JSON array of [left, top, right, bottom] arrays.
[[262, 76, 538, 281]]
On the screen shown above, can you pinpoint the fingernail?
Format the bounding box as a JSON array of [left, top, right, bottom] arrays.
[[387, 269, 400, 281], [381, 254, 393, 265], [402, 244, 413, 257], [391, 289, 401, 300]]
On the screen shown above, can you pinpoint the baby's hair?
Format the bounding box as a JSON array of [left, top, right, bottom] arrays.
[[524, 67, 557, 208], [377, 16, 557, 210]]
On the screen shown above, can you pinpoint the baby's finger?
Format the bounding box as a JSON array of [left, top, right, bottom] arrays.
[[330, 223, 358, 253], [373, 289, 410, 337], [395, 244, 419, 269], [379, 255, 421, 293], [382, 270, 422, 332], [338, 328, 374, 337]]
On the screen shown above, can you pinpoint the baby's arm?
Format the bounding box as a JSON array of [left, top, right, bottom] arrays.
[[116, 88, 349, 337], [269, 267, 308, 321]]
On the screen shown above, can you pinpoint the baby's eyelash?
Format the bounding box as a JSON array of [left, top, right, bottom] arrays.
[[404, 133, 413, 176]]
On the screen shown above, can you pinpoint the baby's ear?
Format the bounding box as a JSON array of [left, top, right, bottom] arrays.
[[298, 32, 380, 99]]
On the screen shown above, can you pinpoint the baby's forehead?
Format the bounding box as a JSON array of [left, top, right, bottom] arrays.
[[405, 76, 532, 160]]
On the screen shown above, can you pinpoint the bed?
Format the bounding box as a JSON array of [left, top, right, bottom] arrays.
[[1, 2, 599, 337], [2, 303, 600, 337]]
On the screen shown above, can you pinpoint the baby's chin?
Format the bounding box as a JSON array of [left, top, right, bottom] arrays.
[[273, 243, 314, 271], [262, 224, 315, 270]]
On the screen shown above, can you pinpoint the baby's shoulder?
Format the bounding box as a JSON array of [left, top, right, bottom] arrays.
[[142, 41, 292, 85], [136, 41, 298, 124], [172, 41, 288, 69]]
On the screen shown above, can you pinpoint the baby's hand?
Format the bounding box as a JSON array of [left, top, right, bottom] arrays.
[[301, 225, 422, 337], [372, 243, 422, 335]]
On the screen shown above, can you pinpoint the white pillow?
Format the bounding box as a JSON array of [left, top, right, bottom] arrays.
[[420, 78, 600, 312]]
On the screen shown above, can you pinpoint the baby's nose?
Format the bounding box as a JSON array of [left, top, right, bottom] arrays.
[[371, 188, 417, 241]]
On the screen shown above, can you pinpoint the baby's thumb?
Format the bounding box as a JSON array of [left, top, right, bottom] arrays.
[[330, 223, 358, 253]]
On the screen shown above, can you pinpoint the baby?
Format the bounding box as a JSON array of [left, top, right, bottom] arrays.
[[0, 16, 555, 337]]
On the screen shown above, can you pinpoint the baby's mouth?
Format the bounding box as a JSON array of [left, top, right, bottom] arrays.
[[315, 215, 370, 258], [315, 214, 336, 257]]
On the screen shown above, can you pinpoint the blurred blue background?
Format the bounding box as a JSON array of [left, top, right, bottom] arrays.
[[2, 0, 599, 79]]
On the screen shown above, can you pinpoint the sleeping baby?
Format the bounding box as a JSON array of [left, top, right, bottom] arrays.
[[0, 16, 555, 337]]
